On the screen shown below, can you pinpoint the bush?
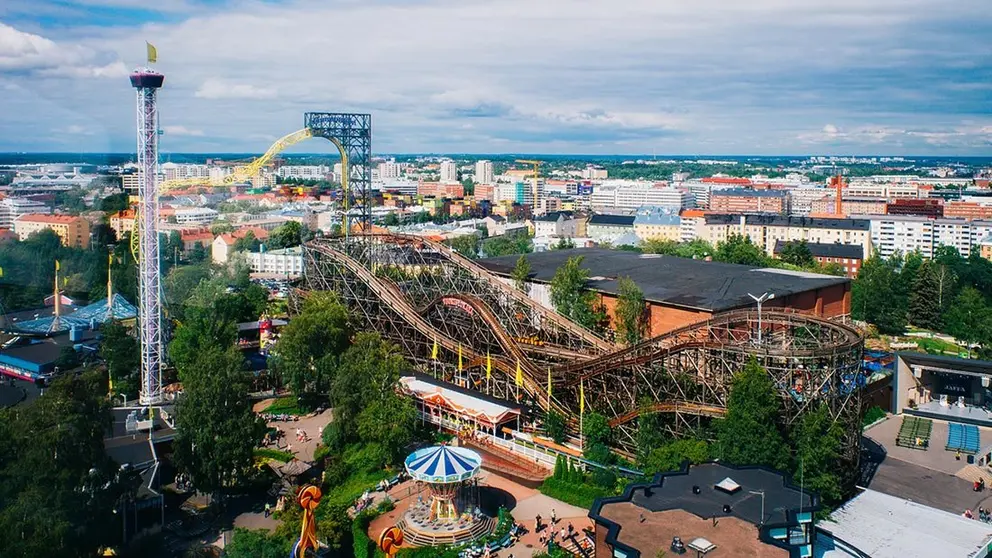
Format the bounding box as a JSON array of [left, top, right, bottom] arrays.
[[539, 477, 612, 509], [253, 448, 294, 463], [352, 511, 377, 558], [264, 395, 304, 415], [376, 498, 395, 513], [862, 406, 887, 427]]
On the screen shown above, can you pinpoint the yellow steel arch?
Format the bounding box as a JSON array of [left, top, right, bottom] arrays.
[[130, 128, 352, 262]]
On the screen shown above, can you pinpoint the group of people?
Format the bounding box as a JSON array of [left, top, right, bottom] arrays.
[[965, 507, 992, 522]]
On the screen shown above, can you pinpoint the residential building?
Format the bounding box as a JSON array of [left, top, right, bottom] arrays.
[[161, 162, 210, 182], [439, 160, 458, 183], [710, 188, 788, 214], [537, 197, 562, 215], [789, 186, 829, 215], [532, 211, 578, 238], [981, 236, 992, 260], [590, 182, 691, 212], [277, 165, 330, 180], [211, 234, 236, 264], [474, 184, 495, 202], [844, 181, 924, 199], [588, 462, 820, 558], [247, 246, 304, 278], [495, 182, 544, 208], [377, 161, 400, 181], [633, 209, 681, 242], [0, 197, 50, 228], [868, 216, 992, 259], [586, 214, 635, 243], [700, 214, 873, 258], [181, 229, 214, 252], [582, 165, 608, 180], [121, 172, 139, 192], [13, 214, 90, 248], [944, 200, 992, 220], [417, 182, 464, 199], [809, 196, 887, 217], [886, 198, 944, 218], [172, 207, 219, 226], [774, 240, 864, 277], [474, 160, 494, 185]]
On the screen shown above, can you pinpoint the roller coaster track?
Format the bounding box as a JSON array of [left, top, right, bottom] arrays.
[[304, 234, 866, 466]]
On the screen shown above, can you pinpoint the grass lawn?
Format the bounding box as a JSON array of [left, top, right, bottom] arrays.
[[915, 337, 965, 356], [253, 448, 294, 463], [322, 469, 394, 509], [263, 396, 304, 415]]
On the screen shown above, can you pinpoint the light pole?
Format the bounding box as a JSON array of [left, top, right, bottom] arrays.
[[747, 292, 775, 346], [749, 490, 766, 526]]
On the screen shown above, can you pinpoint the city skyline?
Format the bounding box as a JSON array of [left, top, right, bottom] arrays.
[[1, 0, 990, 155]]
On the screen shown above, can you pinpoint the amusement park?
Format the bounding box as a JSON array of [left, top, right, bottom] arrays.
[[5, 34, 992, 558]]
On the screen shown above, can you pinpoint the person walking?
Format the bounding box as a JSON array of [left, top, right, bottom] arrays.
[[551, 508, 557, 525], [264, 502, 271, 518]]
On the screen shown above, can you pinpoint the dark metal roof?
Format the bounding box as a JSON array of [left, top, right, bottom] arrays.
[[588, 214, 635, 227], [704, 214, 871, 231], [897, 352, 992, 376], [773, 241, 864, 260], [481, 248, 849, 312], [534, 211, 574, 222], [589, 462, 819, 558]]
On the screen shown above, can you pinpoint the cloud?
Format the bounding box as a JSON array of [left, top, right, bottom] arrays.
[[194, 79, 277, 100], [162, 125, 204, 137], [2, 0, 992, 153], [0, 22, 125, 78]]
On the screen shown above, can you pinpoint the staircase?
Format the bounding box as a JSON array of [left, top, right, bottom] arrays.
[[558, 532, 594, 558], [463, 439, 551, 487]]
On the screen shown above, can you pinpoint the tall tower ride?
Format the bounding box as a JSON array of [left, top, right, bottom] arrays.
[[130, 68, 165, 406]]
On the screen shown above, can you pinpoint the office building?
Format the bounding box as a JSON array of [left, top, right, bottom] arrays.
[[278, 165, 331, 180], [247, 246, 304, 278], [172, 207, 219, 226], [590, 182, 692, 212], [0, 197, 50, 228]]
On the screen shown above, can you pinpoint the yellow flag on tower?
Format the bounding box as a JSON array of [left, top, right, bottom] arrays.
[[458, 344, 463, 371], [431, 337, 438, 360], [485, 352, 492, 380], [515, 358, 523, 387], [146, 42, 158, 64], [55, 260, 60, 272], [547, 368, 552, 398], [580, 378, 585, 415]]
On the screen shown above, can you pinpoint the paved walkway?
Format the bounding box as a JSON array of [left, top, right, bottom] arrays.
[[262, 408, 334, 462]]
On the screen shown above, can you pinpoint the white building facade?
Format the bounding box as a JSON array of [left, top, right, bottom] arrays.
[[247, 246, 304, 278], [475, 160, 494, 185]]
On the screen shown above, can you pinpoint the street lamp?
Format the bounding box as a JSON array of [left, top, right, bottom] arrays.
[[747, 292, 775, 346]]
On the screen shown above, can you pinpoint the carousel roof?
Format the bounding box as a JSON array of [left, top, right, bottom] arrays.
[[404, 445, 481, 484]]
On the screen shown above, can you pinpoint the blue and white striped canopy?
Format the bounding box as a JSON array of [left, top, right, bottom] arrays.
[[404, 446, 481, 484]]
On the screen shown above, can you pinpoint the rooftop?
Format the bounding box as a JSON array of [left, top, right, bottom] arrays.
[[480, 248, 849, 312], [711, 188, 788, 198], [817, 489, 992, 558], [588, 214, 635, 227], [590, 462, 817, 558], [704, 213, 871, 231], [773, 241, 864, 260], [897, 352, 992, 377], [13, 213, 84, 224]]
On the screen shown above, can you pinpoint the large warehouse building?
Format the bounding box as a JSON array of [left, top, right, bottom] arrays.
[[480, 249, 851, 337]]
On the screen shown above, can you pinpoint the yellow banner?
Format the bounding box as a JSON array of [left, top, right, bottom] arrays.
[[146, 42, 158, 64]]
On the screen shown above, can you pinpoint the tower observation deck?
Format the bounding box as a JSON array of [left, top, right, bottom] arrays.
[[130, 68, 165, 406]]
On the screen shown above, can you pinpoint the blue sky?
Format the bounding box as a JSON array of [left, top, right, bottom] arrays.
[[0, 0, 990, 155]]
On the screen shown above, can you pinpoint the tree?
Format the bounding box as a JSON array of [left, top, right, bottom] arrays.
[[233, 231, 260, 253], [173, 345, 265, 495], [552, 238, 575, 250], [210, 222, 235, 235], [482, 234, 533, 257], [0, 370, 139, 557], [615, 276, 646, 346], [188, 242, 207, 263], [225, 529, 291, 558], [274, 293, 351, 410], [511, 255, 532, 293], [448, 234, 480, 259], [356, 388, 418, 467], [100, 193, 130, 213], [329, 333, 413, 454], [270, 221, 304, 249], [382, 212, 400, 227], [909, 261, 943, 330], [717, 359, 789, 470], [91, 223, 117, 247], [851, 255, 907, 334], [714, 234, 769, 266], [778, 240, 814, 268], [582, 412, 612, 464], [544, 410, 567, 444], [790, 403, 844, 505], [54, 346, 81, 371], [642, 439, 710, 475], [100, 321, 140, 400], [550, 256, 604, 330], [944, 287, 992, 357]]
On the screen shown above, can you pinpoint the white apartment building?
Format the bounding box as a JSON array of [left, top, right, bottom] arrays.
[[161, 163, 210, 182], [209, 167, 232, 183], [172, 207, 219, 226], [845, 182, 923, 199], [377, 161, 400, 180], [379, 179, 419, 196], [0, 197, 50, 228], [440, 161, 458, 183], [700, 214, 873, 257], [532, 211, 579, 238], [333, 163, 343, 183], [278, 165, 331, 180], [247, 246, 304, 278], [870, 216, 992, 259], [475, 160, 494, 185], [582, 166, 608, 180], [590, 182, 692, 212], [789, 187, 830, 215]]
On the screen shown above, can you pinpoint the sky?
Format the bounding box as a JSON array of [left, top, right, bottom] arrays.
[[0, 0, 990, 156]]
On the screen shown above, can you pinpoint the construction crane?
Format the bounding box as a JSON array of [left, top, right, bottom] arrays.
[[514, 159, 542, 213]]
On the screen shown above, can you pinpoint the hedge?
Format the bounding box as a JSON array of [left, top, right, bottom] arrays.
[[539, 477, 612, 509]]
